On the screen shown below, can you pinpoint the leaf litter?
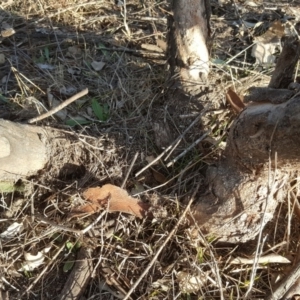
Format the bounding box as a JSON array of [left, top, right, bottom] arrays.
[[0, 0, 300, 299]]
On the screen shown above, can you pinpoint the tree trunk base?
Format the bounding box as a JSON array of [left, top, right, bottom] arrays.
[[193, 157, 289, 243]]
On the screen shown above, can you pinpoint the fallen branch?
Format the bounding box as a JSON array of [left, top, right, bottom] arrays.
[[27, 88, 88, 124]]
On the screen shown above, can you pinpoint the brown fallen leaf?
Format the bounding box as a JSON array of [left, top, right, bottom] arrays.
[[151, 168, 167, 184], [71, 184, 151, 219], [226, 88, 245, 114]]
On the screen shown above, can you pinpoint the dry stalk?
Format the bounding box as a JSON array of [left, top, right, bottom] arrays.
[[27, 88, 89, 124], [121, 152, 139, 189], [166, 130, 211, 167], [135, 112, 204, 177], [123, 181, 201, 300]]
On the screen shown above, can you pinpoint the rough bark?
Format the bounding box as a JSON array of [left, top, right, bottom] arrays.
[[268, 36, 300, 89], [169, 5, 300, 242], [192, 99, 296, 242], [191, 38, 300, 242], [169, 0, 211, 93]]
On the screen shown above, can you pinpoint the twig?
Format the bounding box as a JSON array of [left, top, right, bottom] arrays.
[[224, 43, 255, 66], [265, 258, 300, 300], [37, 1, 101, 22], [35, 214, 82, 234], [27, 88, 88, 124], [36, 210, 108, 235], [123, 182, 200, 300], [11, 66, 45, 95], [188, 213, 224, 300], [81, 209, 108, 234], [166, 130, 211, 167], [121, 152, 139, 189], [122, 0, 131, 37], [135, 113, 203, 177], [246, 150, 278, 298], [1, 277, 19, 292]]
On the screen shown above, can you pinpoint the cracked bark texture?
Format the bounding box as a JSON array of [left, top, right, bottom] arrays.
[[168, 0, 211, 94], [169, 1, 300, 242]]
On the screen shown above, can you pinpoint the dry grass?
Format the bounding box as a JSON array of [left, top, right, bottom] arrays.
[[0, 0, 300, 299]]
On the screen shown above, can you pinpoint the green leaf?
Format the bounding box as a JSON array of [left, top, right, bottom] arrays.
[[65, 241, 73, 251], [212, 58, 226, 65], [0, 94, 9, 103], [0, 182, 16, 193], [51, 233, 63, 243], [91, 99, 109, 121], [65, 118, 91, 127], [91, 98, 103, 120], [63, 260, 75, 272], [44, 47, 50, 61], [97, 42, 109, 57], [74, 241, 82, 250]]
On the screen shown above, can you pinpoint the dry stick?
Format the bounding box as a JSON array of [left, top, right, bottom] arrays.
[[121, 152, 139, 189], [27, 88, 88, 124], [135, 113, 203, 177], [81, 209, 108, 234], [245, 132, 279, 299], [265, 259, 300, 300], [35, 214, 82, 234], [123, 182, 200, 300], [188, 213, 224, 300], [35, 212, 107, 236], [166, 130, 211, 167]]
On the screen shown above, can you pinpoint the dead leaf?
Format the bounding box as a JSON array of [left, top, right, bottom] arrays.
[[177, 271, 208, 293], [19, 246, 51, 272], [252, 20, 284, 64], [255, 20, 285, 44], [1, 23, 15, 37], [226, 88, 245, 113], [71, 184, 151, 219], [91, 61, 105, 71], [37, 63, 55, 70], [230, 254, 291, 265], [151, 168, 167, 184], [152, 121, 173, 149], [156, 39, 167, 52], [0, 222, 23, 239], [67, 67, 81, 75], [67, 46, 82, 58]]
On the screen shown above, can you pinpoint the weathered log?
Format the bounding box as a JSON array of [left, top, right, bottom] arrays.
[[0, 120, 48, 181], [0, 119, 96, 184]]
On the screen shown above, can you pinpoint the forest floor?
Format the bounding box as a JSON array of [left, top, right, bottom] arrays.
[[1, 0, 300, 299]]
